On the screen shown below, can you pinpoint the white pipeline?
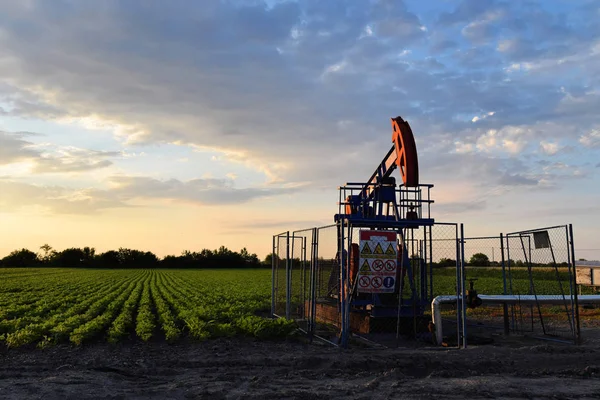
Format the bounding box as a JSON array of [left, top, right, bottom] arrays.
[[431, 294, 600, 345]]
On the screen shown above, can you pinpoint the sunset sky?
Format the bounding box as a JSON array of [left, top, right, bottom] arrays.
[[1, 0, 599, 260]]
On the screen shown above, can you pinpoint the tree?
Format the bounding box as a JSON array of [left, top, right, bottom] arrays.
[[96, 250, 121, 268], [436, 258, 456, 268], [50, 247, 96, 268], [263, 253, 280, 267], [117, 248, 158, 268], [514, 260, 525, 268], [1, 249, 40, 267], [239, 247, 260, 265], [39, 244, 55, 263], [469, 253, 490, 267]]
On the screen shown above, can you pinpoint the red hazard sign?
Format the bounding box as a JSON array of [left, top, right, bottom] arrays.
[[385, 260, 396, 271], [372, 259, 384, 271], [359, 276, 370, 287], [371, 276, 382, 288]]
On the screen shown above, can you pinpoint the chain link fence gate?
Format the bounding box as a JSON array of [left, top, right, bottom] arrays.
[[429, 223, 466, 347], [272, 231, 308, 321], [307, 225, 343, 344], [290, 228, 311, 329], [505, 225, 580, 343], [459, 235, 510, 342]]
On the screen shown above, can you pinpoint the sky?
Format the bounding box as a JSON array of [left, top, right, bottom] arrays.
[[0, 0, 599, 261]]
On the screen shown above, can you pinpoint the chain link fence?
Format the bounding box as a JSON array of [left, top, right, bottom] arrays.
[[273, 223, 580, 347], [505, 225, 579, 343]]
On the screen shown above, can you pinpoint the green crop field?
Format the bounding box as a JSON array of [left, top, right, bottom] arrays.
[[0, 268, 295, 348], [0, 266, 589, 349], [431, 266, 581, 296]]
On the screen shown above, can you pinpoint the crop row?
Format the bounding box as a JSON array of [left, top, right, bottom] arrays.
[[0, 268, 295, 348]]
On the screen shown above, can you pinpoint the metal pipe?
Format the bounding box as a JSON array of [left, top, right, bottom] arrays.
[[432, 294, 600, 346]]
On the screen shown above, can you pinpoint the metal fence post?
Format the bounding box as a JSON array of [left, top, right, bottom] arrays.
[[312, 227, 318, 336], [500, 233, 509, 335], [460, 223, 467, 348], [454, 224, 461, 347], [569, 224, 581, 344], [302, 236, 307, 320], [286, 231, 291, 320], [428, 225, 433, 300], [271, 235, 276, 318], [308, 228, 315, 338]]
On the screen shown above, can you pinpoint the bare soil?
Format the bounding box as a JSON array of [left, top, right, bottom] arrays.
[[1, 334, 600, 400]]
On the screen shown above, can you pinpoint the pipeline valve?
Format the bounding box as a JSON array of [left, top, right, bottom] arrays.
[[466, 278, 483, 309]]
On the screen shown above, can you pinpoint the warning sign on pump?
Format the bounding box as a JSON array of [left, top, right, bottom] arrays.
[[356, 229, 398, 293], [360, 260, 370, 272], [385, 243, 395, 255], [373, 243, 384, 254], [361, 242, 372, 255]]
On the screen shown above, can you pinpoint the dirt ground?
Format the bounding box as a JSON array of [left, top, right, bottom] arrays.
[[1, 333, 600, 400]]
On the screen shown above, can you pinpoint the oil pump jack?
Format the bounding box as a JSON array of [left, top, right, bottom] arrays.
[[331, 116, 435, 334]]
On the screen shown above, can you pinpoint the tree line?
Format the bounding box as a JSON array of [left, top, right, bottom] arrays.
[[433, 253, 571, 268], [0, 244, 269, 269], [1, 247, 573, 269]]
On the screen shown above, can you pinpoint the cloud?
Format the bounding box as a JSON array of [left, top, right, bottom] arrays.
[[580, 129, 600, 148], [471, 111, 495, 123], [235, 219, 330, 230], [438, 0, 496, 26], [0, 174, 301, 214], [437, 200, 487, 214], [0, 130, 118, 173], [0, 0, 597, 200], [0, 131, 40, 165], [497, 173, 539, 186], [107, 176, 301, 205], [539, 141, 560, 155], [32, 147, 119, 173], [0, 179, 127, 214], [461, 9, 505, 43]]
